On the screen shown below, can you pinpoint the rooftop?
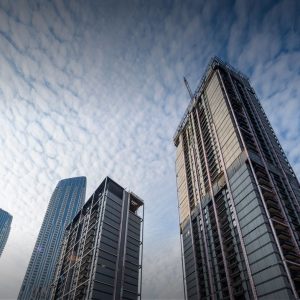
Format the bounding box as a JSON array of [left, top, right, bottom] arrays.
[[173, 56, 249, 145]]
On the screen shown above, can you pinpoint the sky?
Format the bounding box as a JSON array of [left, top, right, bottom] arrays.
[[0, 0, 299, 299]]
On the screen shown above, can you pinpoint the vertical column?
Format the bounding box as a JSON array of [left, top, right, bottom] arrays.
[[218, 67, 298, 299]]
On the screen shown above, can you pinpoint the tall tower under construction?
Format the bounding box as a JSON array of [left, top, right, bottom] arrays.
[[174, 57, 300, 300]]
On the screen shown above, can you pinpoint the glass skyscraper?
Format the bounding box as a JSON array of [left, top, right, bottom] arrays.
[[51, 176, 144, 300], [0, 208, 12, 257], [174, 57, 300, 299], [18, 176, 86, 300]]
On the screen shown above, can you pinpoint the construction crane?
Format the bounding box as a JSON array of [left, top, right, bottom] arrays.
[[184, 76, 194, 100]]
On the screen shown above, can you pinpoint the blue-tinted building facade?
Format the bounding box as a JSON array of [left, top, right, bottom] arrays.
[[18, 177, 86, 300], [0, 208, 12, 257], [174, 58, 300, 299]]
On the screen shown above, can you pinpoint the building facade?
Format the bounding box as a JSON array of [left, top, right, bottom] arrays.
[[51, 177, 144, 300], [174, 57, 300, 300], [18, 177, 86, 300], [0, 208, 12, 257]]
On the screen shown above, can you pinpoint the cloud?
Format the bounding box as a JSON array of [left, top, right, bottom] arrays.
[[0, 0, 299, 299], [227, 0, 300, 175]]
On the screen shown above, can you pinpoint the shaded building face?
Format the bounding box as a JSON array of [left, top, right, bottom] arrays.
[[0, 208, 12, 257], [174, 57, 300, 300], [51, 177, 144, 300], [18, 177, 86, 300]]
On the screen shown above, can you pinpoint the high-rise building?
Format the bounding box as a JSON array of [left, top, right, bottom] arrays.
[[18, 176, 86, 300], [174, 57, 300, 300], [51, 176, 144, 300], [0, 208, 12, 257]]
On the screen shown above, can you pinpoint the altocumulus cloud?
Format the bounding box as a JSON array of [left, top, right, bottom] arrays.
[[0, 0, 299, 299]]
